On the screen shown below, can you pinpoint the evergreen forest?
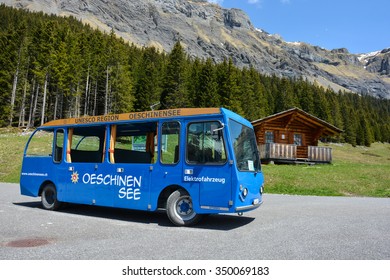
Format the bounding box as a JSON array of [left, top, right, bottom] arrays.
[[1, 5, 389, 146]]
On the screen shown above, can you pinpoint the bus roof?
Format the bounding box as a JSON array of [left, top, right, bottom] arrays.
[[41, 108, 222, 127]]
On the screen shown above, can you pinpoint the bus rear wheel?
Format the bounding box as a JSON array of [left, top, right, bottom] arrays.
[[166, 189, 202, 226], [41, 184, 62, 211]]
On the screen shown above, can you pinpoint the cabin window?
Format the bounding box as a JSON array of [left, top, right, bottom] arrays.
[[66, 126, 105, 163], [111, 122, 157, 164], [186, 121, 227, 165], [161, 121, 180, 165], [265, 131, 274, 143], [294, 133, 302, 146]]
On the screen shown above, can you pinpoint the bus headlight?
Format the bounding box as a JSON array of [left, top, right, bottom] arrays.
[[242, 188, 248, 198], [260, 184, 264, 194], [239, 187, 248, 202]]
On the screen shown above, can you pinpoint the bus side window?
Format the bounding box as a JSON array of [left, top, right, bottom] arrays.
[[54, 129, 64, 163], [113, 122, 157, 164], [67, 126, 105, 163], [25, 129, 54, 157], [186, 122, 227, 165], [160, 121, 180, 164]]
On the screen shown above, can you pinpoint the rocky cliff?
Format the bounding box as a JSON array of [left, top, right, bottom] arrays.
[[2, 0, 390, 98]]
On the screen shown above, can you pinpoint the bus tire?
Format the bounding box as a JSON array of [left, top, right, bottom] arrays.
[[41, 184, 62, 211], [166, 189, 202, 226]]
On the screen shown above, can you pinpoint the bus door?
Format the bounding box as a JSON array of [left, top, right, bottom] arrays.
[[60, 125, 110, 206], [184, 121, 231, 209], [20, 129, 56, 197], [151, 121, 183, 203], [108, 122, 156, 211]]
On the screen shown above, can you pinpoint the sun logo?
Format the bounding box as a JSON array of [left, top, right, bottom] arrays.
[[71, 171, 79, 184]]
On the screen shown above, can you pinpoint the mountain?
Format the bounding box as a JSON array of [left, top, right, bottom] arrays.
[[2, 0, 390, 98]]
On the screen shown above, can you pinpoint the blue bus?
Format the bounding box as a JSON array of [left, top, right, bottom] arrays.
[[20, 108, 264, 226]]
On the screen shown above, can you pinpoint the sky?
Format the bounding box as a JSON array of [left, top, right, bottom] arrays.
[[207, 0, 389, 54]]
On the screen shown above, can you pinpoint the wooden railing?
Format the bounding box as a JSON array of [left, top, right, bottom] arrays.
[[259, 143, 297, 160], [308, 146, 332, 163], [258, 143, 333, 163]]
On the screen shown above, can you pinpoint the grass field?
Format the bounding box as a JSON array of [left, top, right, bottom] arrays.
[[0, 128, 28, 183], [1, 128, 389, 197], [263, 142, 390, 197]]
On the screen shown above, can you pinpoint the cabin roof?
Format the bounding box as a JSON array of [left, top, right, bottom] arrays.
[[252, 107, 343, 136]]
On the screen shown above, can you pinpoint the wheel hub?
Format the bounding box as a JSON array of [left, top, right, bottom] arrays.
[[177, 198, 192, 215]]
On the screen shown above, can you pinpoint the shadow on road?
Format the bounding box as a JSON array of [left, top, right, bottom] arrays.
[[13, 201, 255, 231]]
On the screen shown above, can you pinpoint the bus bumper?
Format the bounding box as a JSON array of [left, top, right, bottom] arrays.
[[235, 199, 263, 212]]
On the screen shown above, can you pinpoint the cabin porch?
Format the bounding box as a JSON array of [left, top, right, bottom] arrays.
[[258, 143, 333, 164]]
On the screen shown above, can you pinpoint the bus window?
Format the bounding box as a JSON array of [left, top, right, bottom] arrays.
[[160, 121, 180, 164], [186, 121, 227, 164], [112, 122, 157, 164], [67, 126, 105, 163], [25, 130, 54, 157], [229, 119, 261, 172], [54, 129, 64, 163]]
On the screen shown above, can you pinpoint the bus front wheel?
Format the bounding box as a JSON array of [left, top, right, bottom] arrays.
[[166, 189, 202, 226], [41, 184, 62, 211]]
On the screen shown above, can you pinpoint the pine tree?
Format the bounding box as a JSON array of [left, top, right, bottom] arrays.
[[0, 28, 16, 126], [197, 58, 219, 107], [341, 106, 357, 146], [187, 57, 202, 107], [239, 67, 266, 120], [274, 77, 298, 112], [134, 47, 163, 111], [296, 77, 314, 114], [110, 41, 134, 113], [312, 85, 331, 122], [216, 58, 243, 115], [160, 41, 189, 109]]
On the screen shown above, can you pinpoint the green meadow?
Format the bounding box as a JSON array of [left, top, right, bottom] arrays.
[[263, 142, 390, 197], [1, 128, 389, 197]]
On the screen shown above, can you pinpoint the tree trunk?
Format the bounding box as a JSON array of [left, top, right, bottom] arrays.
[[18, 77, 28, 127], [93, 79, 98, 115], [30, 82, 39, 128], [58, 91, 63, 119], [27, 79, 35, 129], [75, 82, 81, 118], [9, 63, 19, 126], [53, 91, 58, 120], [40, 73, 48, 126], [84, 67, 90, 116], [105, 65, 109, 115]]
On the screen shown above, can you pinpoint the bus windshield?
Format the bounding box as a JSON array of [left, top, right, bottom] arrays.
[[228, 119, 261, 172]]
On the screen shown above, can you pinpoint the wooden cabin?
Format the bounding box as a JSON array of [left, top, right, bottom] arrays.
[[252, 108, 343, 164]]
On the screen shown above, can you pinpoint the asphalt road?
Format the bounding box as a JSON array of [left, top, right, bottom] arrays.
[[0, 183, 389, 260]]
